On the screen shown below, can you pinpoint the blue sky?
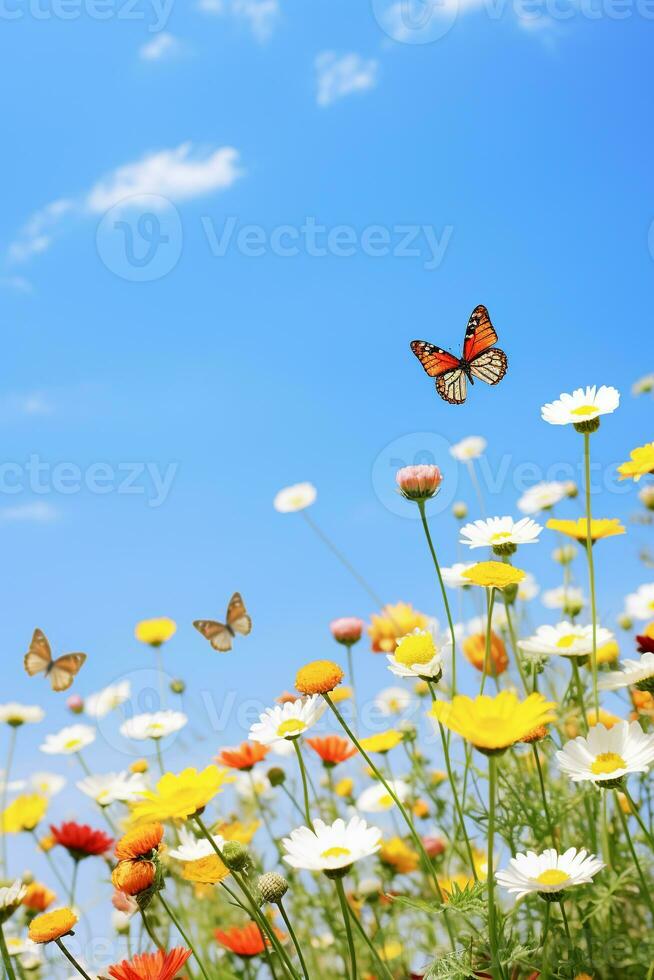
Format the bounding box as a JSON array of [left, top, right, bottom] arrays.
[[1, 0, 653, 964]]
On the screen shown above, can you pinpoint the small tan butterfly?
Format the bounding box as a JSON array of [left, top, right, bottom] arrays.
[[193, 593, 252, 653], [24, 628, 87, 692]]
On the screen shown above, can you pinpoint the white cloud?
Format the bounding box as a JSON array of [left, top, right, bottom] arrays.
[[0, 502, 60, 523], [139, 32, 181, 61], [7, 143, 242, 263], [197, 0, 280, 41], [0, 391, 54, 420], [315, 52, 379, 107], [0, 275, 33, 293]]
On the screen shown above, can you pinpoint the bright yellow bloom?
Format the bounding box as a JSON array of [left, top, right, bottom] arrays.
[[128, 766, 233, 824], [439, 874, 474, 899], [380, 836, 420, 874], [215, 819, 260, 845], [368, 603, 428, 653], [617, 443, 654, 482], [295, 660, 344, 695], [182, 854, 230, 885], [334, 777, 354, 798], [546, 517, 625, 543], [379, 941, 403, 961], [461, 562, 526, 590], [596, 640, 619, 665], [1, 794, 48, 833], [394, 631, 435, 667], [430, 691, 556, 752], [134, 617, 177, 647], [330, 685, 352, 704], [359, 729, 403, 754], [28, 908, 78, 944], [38, 834, 56, 852]]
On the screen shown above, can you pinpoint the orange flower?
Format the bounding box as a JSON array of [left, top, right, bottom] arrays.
[[462, 632, 508, 676], [28, 908, 78, 944], [115, 823, 164, 861], [368, 603, 428, 653], [305, 735, 357, 767], [215, 922, 280, 957], [108, 948, 192, 980], [112, 860, 156, 896], [22, 882, 56, 912], [217, 742, 269, 771], [295, 660, 344, 695], [631, 688, 654, 719]]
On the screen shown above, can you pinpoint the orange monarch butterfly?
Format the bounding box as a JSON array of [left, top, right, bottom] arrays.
[[193, 592, 252, 652], [410, 304, 508, 405], [24, 629, 87, 692]]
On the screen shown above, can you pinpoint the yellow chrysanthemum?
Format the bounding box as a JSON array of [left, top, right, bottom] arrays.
[[617, 443, 654, 482], [182, 854, 230, 885], [546, 518, 625, 543], [380, 837, 420, 874], [134, 617, 177, 647], [369, 603, 428, 653], [330, 685, 352, 704], [1, 794, 48, 833], [28, 908, 78, 944], [394, 631, 435, 667], [461, 562, 526, 590], [128, 766, 233, 824], [359, 729, 403, 754], [214, 820, 260, 845], [334, 777, 354, 798], [295, 660, 344, 695], [429, 691, 556, 753]]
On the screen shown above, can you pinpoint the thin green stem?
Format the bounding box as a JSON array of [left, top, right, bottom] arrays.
[[335, 876, 357, 980], [417, 499, 458, 693], [532, 744, 556, 847], [69, 859, 79, 906], [0, 925, 18, 980], [292, 739, 314, 831], [346, 644, 359, 734], [571, 659, 589, 733], [480, 588, 496, 695], [558, 901, 574, 961], [140, 907, 165, 952], [502, 596, 529, 695], [487, 754, 503, 980], [301, 511, 386, 609], [278, 899, 310, 980], [0, 727, 17, 875], [159, 892, 211, 980], [346, 903, 394, 980], [622, 785, 654, 852], [54, 939, 95, 980], [615, 794, 654, 922], [583, 432, 599, 717]]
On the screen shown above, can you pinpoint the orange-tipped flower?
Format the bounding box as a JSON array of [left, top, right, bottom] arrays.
[[462, 632, 508, 676], [218, 742, 269, 771], [295, 660, 344, 695], [306, 735, 357, 767], [215, 922, 280, 957], [108, 947, 192, 980], [111, 859, 156, 896], [115, 823, 164, 861]]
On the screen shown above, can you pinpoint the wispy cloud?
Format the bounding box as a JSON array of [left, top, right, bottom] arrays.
[[0, 390, 55, 421], [139, 32, 182, 61], [0, 502, 60, 523], [7, 143, 243, 265], [0, 275, 33, 293], [315, 52, 379, 107], [197, 0, 280, 42]]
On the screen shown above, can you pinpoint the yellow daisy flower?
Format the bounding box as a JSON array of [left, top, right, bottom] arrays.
[[134, 617, 177, 647], [545, 517, 625, 543], [334, 777, 354, 798], [368, 603, 428, 653], [379, 836, 420, 874], [461, 562, 526, 590], [358, 729, 403, 754], [128, 766, 233, 824], [182, 854, 230, 885], [215, 819, 261, 845], [1, 794, 48, 833], [617, 442, 654, 482], [429, 691, 556, 753], [596, 639, 619, 665]]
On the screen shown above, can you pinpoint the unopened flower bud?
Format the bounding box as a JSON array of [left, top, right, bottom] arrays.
[[221, 841, 251, 872], [257, 872, 289, 904], [639, 485, 654, 511], [267, 767, 286, 787], [170, 679, 185, 694], [452, 501, 468, 520], [66, 695, 84, 715], [617, 613, 633, 631], [329, 617, 364, 646], [396, 464, 443, 502]]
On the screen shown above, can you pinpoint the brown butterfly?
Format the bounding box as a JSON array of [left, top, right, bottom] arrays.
[[193, 593, 252, 652], [24, 629, 87, 692]]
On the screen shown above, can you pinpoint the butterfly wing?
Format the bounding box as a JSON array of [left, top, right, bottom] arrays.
[[410, 341, 462, 377], [469, 348, 508, 386], [462, 306, 498, 362], [24, 628, 52, 677], [226, 592, 252, 637], [436, 369, 468, 405], [193, 619, 233, 653], [48, 653, 86, 692]]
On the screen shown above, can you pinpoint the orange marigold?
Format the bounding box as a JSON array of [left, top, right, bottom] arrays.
[[108, 947, 191, 980], [111, 859, 156, 896], [115, 823, 164, 861], [305, 735, 357, 767], [462, 632, 508, 676], [215, 922, 282, 957], [295, 660, 344, 695], [22, 882, 56, 912], [217, 742, 269, 771]]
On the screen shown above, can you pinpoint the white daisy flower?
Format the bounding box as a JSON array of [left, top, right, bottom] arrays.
[[625, 583, 654, 621], [631, 373, 654, 396], [234, 771, 273, 801], [40, 724, 95, 755], [519, 622, 614, 659], [0, 704, 44, 727], [167, 826, 225, 862], [556, 721, 654, 786], [84, 681, 131, 719], [441, 563, 475, 588], [496, 847, 604, 900], [517, 573, 539, 602], [449, 436, 486, 461], [541, 385, 620, 426], [119, 710, 187, 741], [0, 881, 28, 923], [273, 482, 317, 513], [77, 771, 147, 806], [460, 516, 542, 553], [249, 695, 326, 745], [598, 652, 654, 693], [518, 481, 568, 515], [30, 772, 66, 796], [356, 780, 409, 813], [282, 815, 382, 872], [542, 586, 585, 615], [386, 628, 448, 680], [374, 687, 412, 716]]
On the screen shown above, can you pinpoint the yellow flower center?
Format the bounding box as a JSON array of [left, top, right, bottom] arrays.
[[277, 719, 306, 738], [394, 632, 435, 667], [535, 868, 569, 887], [490, 531, 512, 542], [97, 790, 110, 803], [649, 601, 654, 611], [321, 846, 351, 860], [63, 739, 81, 751], [556, 634, 579, 649], [590, 752, 626, 776], [571, 404, 597, 416], [378, 794, 394, 808]]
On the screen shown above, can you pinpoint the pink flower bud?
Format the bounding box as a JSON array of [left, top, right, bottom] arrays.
[[112, 890, 138, 915], [396, 464, 443, 501], [329, 617, 364, 646], [421, 835, 446, 858], [66, 694, 84, 714]]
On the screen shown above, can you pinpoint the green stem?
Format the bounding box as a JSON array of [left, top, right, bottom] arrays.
[[54, 939, 95, 980], [622, 785, 654, 852], [346, 644, 359, 734], [571, 659, 589, 733], [301, 511, 386, 609], [155, 739, 165, 776], [346, 903, 394, 980], [417, 499, 458, 694], [0, 925, 18, 980], [583, 432, 599, 717], [334, 876, 357, 980], [69, 858, 79, 906], [532, 744, 556, 847], [558, 900, 574, 961], [615, 794, 654, 922], [502, 596, 529, 695], [0, 727, 17, 876], [159, 892, 212, 980], [140, 907, 165, 952], [480, 588, 496, 695], [292, 739, 314, 831], [278, 899, 310, 980], [487, 754, 502, 980]]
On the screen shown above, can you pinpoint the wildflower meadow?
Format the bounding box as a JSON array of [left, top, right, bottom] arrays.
[[2, 385, 654, 980]]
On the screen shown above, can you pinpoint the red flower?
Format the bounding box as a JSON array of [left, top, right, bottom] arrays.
[[215, 923, 280, 957], [50, 821, 113, 860], [217, 742, 269, 771], [421, 835, 446, 858], [108, 947, 192, 980], [306, 735, 357, 767], [637, 634, 654, 653]]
